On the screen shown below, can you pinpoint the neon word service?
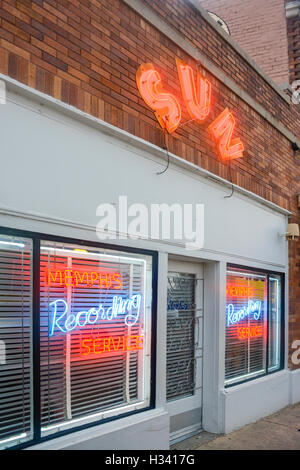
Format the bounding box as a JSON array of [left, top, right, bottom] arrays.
[[81, 335, 144, 356]]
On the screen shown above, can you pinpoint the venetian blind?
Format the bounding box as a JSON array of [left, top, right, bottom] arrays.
[[225, 269, 267, 386], [0, 236, 32, 449], [40, 241, 150, 436]]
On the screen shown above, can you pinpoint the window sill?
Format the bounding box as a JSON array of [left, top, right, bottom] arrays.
[[26, 408, 168, 450]]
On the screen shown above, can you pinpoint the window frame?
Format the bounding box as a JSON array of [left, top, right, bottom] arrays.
[[0, 226, 158, 450], [225, 263, 285, 388]]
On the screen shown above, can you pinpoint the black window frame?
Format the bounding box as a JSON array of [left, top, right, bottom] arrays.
[[0, 226, 158, 450], [225, 263, 285, 388]]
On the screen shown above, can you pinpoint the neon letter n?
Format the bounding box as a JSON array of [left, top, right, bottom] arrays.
[[209, 108, 244, 160]]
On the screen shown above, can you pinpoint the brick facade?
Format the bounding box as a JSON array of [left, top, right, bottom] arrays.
[[287, 11, 300, 82], [201, 0, 290, 85], [0, 0, 300, 367]]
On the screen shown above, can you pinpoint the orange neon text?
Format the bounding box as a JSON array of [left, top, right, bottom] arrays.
[[176, 58, 211, 122], [136, 63, 181, 133], [136, 59, 244, 161], [226, 285, 254, 298], [46, 269, 122, 289], [209, 108, 244, 160], [81, 335, 144, 356], [237, 326, 262, 340]]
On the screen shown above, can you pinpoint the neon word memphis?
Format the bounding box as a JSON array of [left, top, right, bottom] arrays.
[[226, 300, 262, 327], [49, 294, 141, 336]]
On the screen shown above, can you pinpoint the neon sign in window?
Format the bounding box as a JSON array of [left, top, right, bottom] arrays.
[[49, 294, 142, 336], [225, 269, 268, 385], [226, 285, 254, 298], [81, 335, 144, 356], [46, 269, 122, 289], [237, 326, 262, 340], [40, 241, 151, 437], [226, 300, 262, 326]]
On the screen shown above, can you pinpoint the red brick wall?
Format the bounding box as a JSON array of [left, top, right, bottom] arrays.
[[0, 0, 300, 367], [287, 13, 300, 83], [201, 0, 290, 85]]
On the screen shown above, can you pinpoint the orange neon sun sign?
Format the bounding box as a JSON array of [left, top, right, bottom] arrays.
[[136, 59, 244, 161]]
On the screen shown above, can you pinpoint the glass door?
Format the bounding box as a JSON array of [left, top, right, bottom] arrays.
[[167, 259, 203, 442]]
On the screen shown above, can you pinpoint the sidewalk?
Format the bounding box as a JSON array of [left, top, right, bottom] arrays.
[[171, 403, 300, 450]]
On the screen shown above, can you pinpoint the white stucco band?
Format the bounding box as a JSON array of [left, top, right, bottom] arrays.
[[0, 74, 291, 219]]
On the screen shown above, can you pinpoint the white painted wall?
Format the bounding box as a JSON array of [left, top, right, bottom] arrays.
[[28, 409, 169, 450], [222, 371, 290, 433]]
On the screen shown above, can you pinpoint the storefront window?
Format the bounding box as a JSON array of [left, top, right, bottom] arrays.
[[0, 231, 155, 448], [0, 235, 33, 449], [225, 267, 283, 386], [40, 240, 152, 436]]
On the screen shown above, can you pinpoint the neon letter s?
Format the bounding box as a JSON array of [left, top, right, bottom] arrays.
[[136, 63, 181, 133]]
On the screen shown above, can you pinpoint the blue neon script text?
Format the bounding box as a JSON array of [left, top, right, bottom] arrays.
[[49, 294, 142, 336], [226, 300, 262, 326]]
